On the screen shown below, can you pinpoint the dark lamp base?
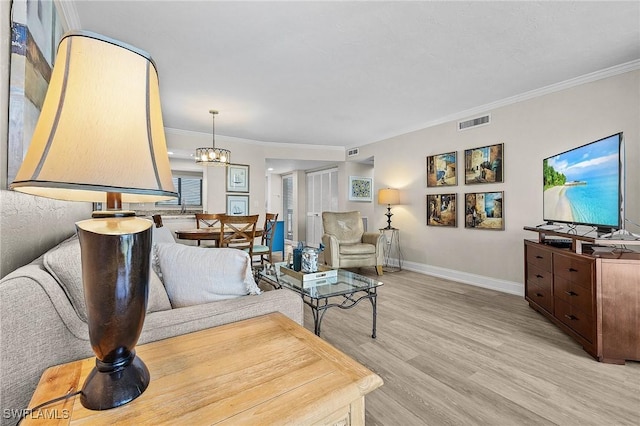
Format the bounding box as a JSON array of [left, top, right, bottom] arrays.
[[384, 205, 394, 230], [80, 354, 150, 410]]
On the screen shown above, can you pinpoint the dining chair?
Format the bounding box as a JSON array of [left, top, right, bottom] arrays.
[[251, 213, 279, 267], [218, 215, 259, 257], [195, 213, 224, 247], [151, 214, 163, 228]]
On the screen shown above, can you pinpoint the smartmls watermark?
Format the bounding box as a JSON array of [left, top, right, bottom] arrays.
[[3, 408, 70, 421]]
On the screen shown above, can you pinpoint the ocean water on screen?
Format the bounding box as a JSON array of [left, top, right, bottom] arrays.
[[565, 173, 619, 227]]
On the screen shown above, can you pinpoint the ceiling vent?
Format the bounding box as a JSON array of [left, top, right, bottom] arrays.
[[458, 114, 491, 131], [347, 148, 360, 157]]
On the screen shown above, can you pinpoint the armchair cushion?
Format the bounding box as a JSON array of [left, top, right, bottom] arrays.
[[154, 243, 261, 308], [339, 243, 376, 255], [321, 211, 364, 244]]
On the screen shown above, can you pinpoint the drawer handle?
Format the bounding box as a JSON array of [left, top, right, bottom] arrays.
[[536, 274, 543, 279], [535, 255, 543, 259], [536, 293, 543, 297], [565, 291, 577, 296], [564, 314, 577, 321], [569, 268, 578, 272]]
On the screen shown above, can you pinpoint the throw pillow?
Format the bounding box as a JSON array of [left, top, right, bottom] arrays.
[[44, 236, 172, 322], [153, 243, 262, 308], [152, 224, 176, 244]]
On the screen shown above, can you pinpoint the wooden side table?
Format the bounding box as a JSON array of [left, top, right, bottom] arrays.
[[23, 313, 383, 425]]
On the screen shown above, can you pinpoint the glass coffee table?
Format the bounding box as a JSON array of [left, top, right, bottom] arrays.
[[260, 264, 383, 338]]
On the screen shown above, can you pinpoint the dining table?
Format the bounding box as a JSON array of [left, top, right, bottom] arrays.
[[175, 227, 263, 245]]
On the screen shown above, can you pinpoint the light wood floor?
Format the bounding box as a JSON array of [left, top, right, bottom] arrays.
[[284, 268, 640, 425]]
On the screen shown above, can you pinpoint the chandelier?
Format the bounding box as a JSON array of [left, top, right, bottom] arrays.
[[195, 110, 230, 166]]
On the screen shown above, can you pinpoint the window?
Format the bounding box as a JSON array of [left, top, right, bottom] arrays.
[[283, 175, 293, 240], [156, 176, 203, 207]]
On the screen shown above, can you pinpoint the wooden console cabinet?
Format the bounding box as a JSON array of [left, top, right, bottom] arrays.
[[524, 232, 640, 364]]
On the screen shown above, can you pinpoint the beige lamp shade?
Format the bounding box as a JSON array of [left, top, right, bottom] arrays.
[[10, 31, 177, 203], [378, 188, 400, 205]]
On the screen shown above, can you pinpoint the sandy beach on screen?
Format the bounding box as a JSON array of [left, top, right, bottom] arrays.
[[543, 186, 574, 222]]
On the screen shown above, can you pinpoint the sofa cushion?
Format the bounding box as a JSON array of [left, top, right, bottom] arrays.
[[152, 224, 176, 244], [153, 243, 261, 308], [43, 237, 172, 322], [148, 270, 173, 313]]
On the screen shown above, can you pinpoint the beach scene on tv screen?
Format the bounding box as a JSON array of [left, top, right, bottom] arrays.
[[543, 135, 620, 227]]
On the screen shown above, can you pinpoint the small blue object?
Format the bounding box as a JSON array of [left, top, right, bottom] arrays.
[[293, 248, 302, 271]]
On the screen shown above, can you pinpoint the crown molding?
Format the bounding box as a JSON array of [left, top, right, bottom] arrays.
[[356, 60, 640, 149], [450, 59, 640, 123], [55, 0, 81, 31]]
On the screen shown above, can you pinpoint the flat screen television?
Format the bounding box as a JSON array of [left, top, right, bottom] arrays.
[[543, 132, 623, 231]]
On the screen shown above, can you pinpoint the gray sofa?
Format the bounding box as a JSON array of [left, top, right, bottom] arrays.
[[0, 235, 303, 423]]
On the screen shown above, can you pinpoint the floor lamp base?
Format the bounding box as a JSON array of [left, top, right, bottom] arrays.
[[80, 354, 150, 410]]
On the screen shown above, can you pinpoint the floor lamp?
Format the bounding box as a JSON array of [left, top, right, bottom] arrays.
[[378, 188, 400, 230], [11, 31, 177, 410], [378, 188, 402, 271]]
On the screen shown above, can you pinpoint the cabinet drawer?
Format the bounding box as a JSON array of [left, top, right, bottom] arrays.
[[526, 281, 553, 313], [553, 253, 593, 288], [554, 276, 593, 314], [526, 264, 552, 290], [526, 244, 552, 272], [555, 298, 594, 343]]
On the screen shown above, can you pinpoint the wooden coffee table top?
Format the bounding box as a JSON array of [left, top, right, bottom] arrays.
[[25, 312, 383, 425]]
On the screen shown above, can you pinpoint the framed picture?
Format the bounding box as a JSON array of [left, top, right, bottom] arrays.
[[226, 195, 249, 215], [464, 191, 504, 230], [348, 176, 373, 202], [7, 1, 64, 187], [427, 193, 457, 227], [226, 164, 249, 193], [464, 143, 503, 184], [426, 152, 457, 187]]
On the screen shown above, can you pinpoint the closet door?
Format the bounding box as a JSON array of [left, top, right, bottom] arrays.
[[306, 168, 338, 246]]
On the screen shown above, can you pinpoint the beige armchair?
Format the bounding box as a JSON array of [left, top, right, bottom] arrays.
[[321, 211, 384, 275]]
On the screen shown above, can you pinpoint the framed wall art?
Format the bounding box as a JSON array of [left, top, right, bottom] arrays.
[[464, 191, 504, 230], [464, 143, 503, 184], [226, 194, 249, 215], [226, 164, 249, 193], [426, 151, 457, 187], [348, 176, 373, 202], [427, 193, 457, 227], [7, 0, 64, 186]]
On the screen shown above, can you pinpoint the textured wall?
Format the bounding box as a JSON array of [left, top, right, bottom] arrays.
[[0, 190, 91, 278]]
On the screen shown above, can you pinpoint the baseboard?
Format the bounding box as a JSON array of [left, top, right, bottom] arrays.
[[399, 259, 524, 296]]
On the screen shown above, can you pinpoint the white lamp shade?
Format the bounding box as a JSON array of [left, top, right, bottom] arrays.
[[10, 31, 177, 203], [378, 188, 400, 205]]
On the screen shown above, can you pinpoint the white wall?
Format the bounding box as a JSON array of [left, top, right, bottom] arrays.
[[339, 161, 375, 229], [354, 70, 639, 294]]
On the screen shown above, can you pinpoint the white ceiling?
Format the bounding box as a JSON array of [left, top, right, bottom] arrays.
[[67, 1, 639, 154]]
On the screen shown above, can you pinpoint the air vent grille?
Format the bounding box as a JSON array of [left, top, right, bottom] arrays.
[[347, 148, 359, 157], [458, 114, 491, 131]]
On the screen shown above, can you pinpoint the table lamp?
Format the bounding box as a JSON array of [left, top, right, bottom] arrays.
[[378, 188, 400, 230], [10, 31, 177, 410]]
